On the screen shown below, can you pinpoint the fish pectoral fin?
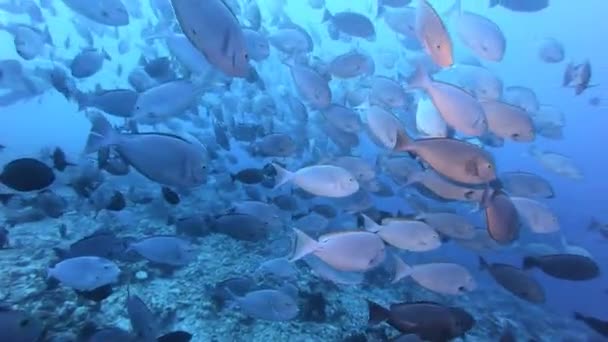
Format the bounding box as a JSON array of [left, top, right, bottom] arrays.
[[221, 27, 232, 57]]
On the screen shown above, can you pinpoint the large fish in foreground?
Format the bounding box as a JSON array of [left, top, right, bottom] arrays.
[[171, 0, 255, 79], [84, 112, 208, 188]]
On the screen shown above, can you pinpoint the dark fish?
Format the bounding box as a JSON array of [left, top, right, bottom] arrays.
[[210, 213, 269, 241], [0, 158, 55, 192], [0, 144, 4, 151], [0, 307, 45, 342], [127, 293, 159, 342], [78, 88, 139, 118], [0, 227, 8, 248], [157, 331, 193, 342], [87, 327, 133, 342], [484, 190, 519, 245], [368, 300, 475, 341], [212, 276, 256, 309], [53, 228, 130, 261], [500, 171, 554, 199], [50, 66, 77, 101], [489, 0, 549, 12], [175, 215, 208, 237], [271, 194, 299, 211], [76, 284, 114, 302], [106, 191, 126, 211], [52, 147, 75, 171], [498, 324, 516, 342], [231, 168, 266, 184], [479, 257, 545, 303], [574, 312, 608, 338], [141, 56, 175, 81], [523, 254, 600, 281], [161, 187, 180, 205]]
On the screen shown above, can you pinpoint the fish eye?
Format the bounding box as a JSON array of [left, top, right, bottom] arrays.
[[487, 164, 493, 169], [458, 285, 466, 292], [19, 319, 30, 327], [436, 44, 441, 50], [245, 53, 249, 60]]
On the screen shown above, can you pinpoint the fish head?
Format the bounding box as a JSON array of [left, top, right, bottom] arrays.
[[339, 173, 360, 195], [476, 157, 496, 182]]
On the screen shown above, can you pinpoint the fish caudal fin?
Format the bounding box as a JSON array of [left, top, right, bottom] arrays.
[[272, 163, 295, 190], [361, 214, 381, 233], [392, 254, 413, 283], [84, 112, 119, 154], [367, 300, 390, 325], [478, 256, 489, 270], [322, 9, 333, 23], [489, 0, 500, 8], [522, 256, 538, 270], [407, 65, 431, 90], [289, 228, 319, 262]]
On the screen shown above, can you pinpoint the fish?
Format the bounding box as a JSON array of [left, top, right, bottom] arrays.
[[511, 197, 560, 234], [210, 213, 269, 241], [364, 105, 408, 150], [538, 37, 565, 63], [285, 61, 332, 109], [0, 158, 55, 192], [61, 0, 129, 26], [393, 256, 477, 295], [523, 254, 600, 281], [479, 257, 545, 303], [322, 10, 376, 41], [484, 190, 520, 244], [48, 256, 121, 291], [256, 257, 298, 281], [290, 228, 386, 272], [363, 215, 441, 252], [448, 0, 506, 61], [131, 79, 202, 122], [243, 28, 270, 61], [489, 0, 549, 12], [328, 50, 375, 78], [370, 76, 410, 108], [368, 300, 475, 341], [397, 137, 496, 185], [323, 105, 363, 134], [85, 113, 208, 188], [504, 86, 539, 112], [70, 48, 110, 79], [500, 171, 554, 198], [52, 147, 75, 171], [171, 0, 254, 79], [272, 163, 359, 198], [480, 100, 535, 142], [231, 168, 266, 184], [528, 146, 583, 180], [415, 0, 453, 67], [416, 212, 476, 240], [574, 312, 608, 338], [53, 228, 129, 261], [161, 187, 180, 205], [228, 288, 299, 321], [0, 308, 45, 342], [0, 23, 52, 60], [415, 96, 448, 138], [408, 67, 487, 136], [127, 293, 159, 342], [129, 236, 198, 267]]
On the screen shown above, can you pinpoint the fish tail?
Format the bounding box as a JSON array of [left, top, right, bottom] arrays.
[[404, 171, 423, 186], [271, 163, 295, 190], [84, 112, 119, 154], [289, 228, 319, 262], [322, 9, 332, 23], [489, 0, 500, 8], [588, 217, 601, 231], [394, 130, 411, 152], [407, 65, 431, 90], [573, 312, 584, 321], [361, 214, 381, 233], [478, 256, 489, 270], [522, 256, 538, 270], [392, 254, 412, 283], [367, 300, 390, 325]]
